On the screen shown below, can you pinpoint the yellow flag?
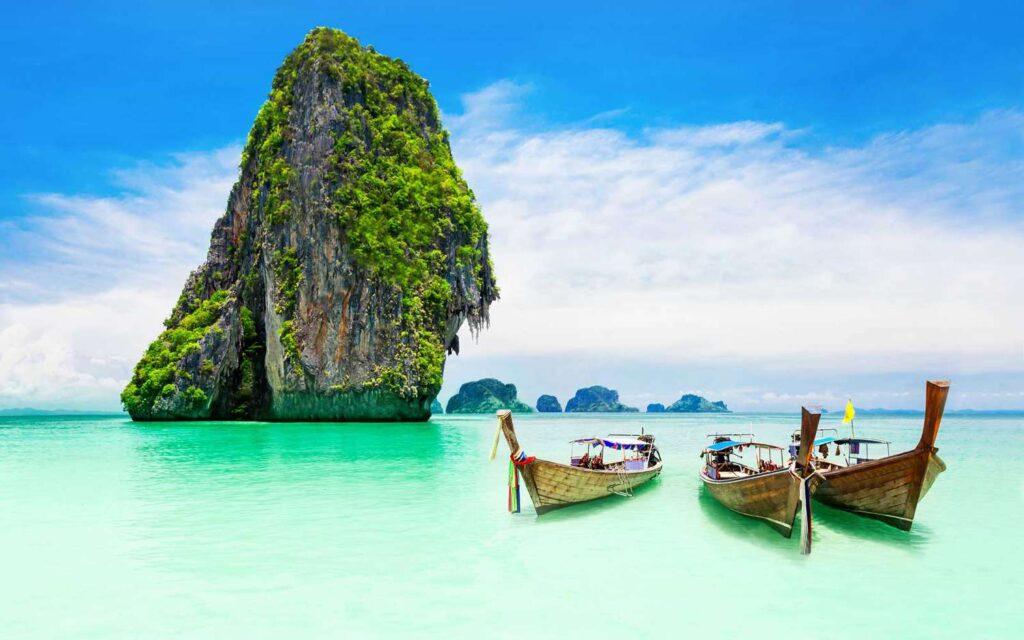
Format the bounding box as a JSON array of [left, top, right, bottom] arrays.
[[842, 399, 856, 425]]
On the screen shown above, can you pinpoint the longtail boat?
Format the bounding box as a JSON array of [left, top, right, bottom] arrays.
[[700, 407, 822, 553], [494, 410, 662, 515], [811, 380, 949, 530]]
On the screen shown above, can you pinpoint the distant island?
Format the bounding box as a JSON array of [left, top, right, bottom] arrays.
[[430, 399, 443, 414], [565, 386, 638, 413], [665, 393, 729, 413], [536, 395, 562, 412], [445, 379, 533, 414], [646, 403, 666, 413]]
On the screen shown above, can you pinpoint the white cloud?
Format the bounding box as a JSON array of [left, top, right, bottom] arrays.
[[650, 121, 785, 146], [3, 146, 240, 301], [0, 288, 171, 410], [448, 83, 1024, 377], [0, 147, 240, 410]]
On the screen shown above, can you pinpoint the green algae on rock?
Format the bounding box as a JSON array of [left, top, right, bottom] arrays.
[[445, 379, 533, 414], [122, 27, 497, 421]]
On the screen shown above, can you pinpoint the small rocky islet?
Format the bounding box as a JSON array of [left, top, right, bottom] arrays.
[[445, 379, 532, 414], [565, 386, 638, 413], [121, 28, 496, 422], [666, 393, 729, 413], [536, 394, 562, 413], [437, 380, 730, 415]]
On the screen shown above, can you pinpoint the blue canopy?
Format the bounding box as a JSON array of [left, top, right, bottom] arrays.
[[571, 437, 647, 450], [814, 436, 837, 446], [706, 439, 745, 452], [600, 437, 647, 450]]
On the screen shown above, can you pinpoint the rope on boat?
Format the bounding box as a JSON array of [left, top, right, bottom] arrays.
[[611, 467, 633, 497]]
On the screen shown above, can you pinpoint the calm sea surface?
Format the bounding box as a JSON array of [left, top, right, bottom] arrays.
[[1, 412, 1021, 638]]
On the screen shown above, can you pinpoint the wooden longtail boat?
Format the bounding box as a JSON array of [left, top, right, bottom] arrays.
[[812, 380, 949, 531], [496, 410, 663, 514], [700, 407, 822, 553]]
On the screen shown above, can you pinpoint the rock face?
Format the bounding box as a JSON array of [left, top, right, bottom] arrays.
[[536, 394, 562, 413], [445, 379, 532, 414], [667, 394, 729, 413], [430, 399, 443, 414], [646, 403, 666, 413], [565, 386, 638, 413], [121, 28, 496, 421]]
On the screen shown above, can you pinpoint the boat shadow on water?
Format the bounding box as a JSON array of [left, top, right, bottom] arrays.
[[812, 502, 932, 550], [529, 475, 664, 524], [696, 489, 806, 556]]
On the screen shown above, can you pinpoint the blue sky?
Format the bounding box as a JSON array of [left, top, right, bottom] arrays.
[[3, 1, 1021, 211], [1, 2, 1022, 411]]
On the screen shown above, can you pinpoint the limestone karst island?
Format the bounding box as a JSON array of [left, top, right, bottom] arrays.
[[121, 28, 496, 421]]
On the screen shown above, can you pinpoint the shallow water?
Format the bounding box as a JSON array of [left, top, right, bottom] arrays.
[[1, 412, 1021, 638]]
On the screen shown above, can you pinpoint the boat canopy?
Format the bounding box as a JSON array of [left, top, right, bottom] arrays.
[[705, 439, 746, 452], [570, 437, 648, 450], [814, 436, 837, 446], [600, 437, 648, 450], [835, 437, 889, 445]]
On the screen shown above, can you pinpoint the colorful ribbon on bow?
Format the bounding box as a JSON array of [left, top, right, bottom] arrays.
[[507, 448, 536, 513], [508, 458, 520, 513]]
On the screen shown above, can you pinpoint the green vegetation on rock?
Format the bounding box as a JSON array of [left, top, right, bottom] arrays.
[[565, 386, 638, 413], [536, 394, 562, 413], [121, 290, 230, 417], [666, 394, 729, 413], [445, 378, 533, 414], [123, 27, 497, 421], [248, 27, 490, 400]]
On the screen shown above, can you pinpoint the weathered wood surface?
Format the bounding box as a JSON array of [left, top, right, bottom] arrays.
[[497, 410, 662, 515], [702, 467, 822, 537], [814, 380, 949, 531], [700, 407, 822, 537], [815, 450, 945, 529]]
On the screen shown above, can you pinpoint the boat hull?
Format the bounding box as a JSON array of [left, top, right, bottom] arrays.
[[701, 468, 822, 537], [815, 448, 946, 531], [520, 460, 663, 514]]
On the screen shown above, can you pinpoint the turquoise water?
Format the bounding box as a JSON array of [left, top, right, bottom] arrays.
[[1, 412, 1021, 638]]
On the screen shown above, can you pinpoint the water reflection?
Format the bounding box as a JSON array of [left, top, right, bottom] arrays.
[[813, 502, 930, 549], [696, 489, 798, 556], [532, 474, 664, 524]]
